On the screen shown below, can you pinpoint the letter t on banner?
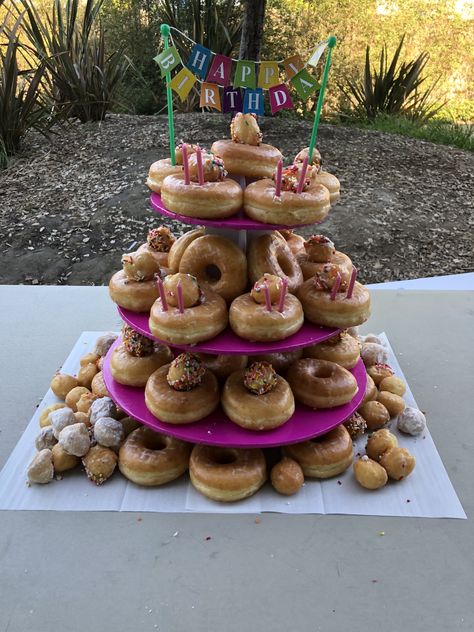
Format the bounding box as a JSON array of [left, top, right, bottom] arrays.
[[268, 84, 293, 115], [200, 83, 222, 111], [223, 87, 243, 113], [187, 43, 212, 79], [243, 88, 264, 115]]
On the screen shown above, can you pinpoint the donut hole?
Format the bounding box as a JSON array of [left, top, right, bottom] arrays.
[[142, 432, 168, 451], [205, 264, 222, 283], [312, 365, 335, 379], [212, 448, 238, 465], [276, 253, 292, 277]]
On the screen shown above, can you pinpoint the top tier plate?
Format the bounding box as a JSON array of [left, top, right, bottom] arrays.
[[150, 193, 321, 231]]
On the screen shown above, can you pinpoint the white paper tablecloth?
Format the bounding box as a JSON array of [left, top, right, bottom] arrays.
[[0, 331, 466, 518]]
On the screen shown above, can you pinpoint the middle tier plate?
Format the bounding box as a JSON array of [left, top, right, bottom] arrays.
[[103, 342, 367, 449], [118, 306, 340, 355], [150, 192, 322, 230]]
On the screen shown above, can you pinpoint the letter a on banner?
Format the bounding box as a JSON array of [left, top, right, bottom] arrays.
[[154, 46, 181, 77], [206, 54, 232, 86], [169, 67, 196, 101], [243, 88, 264, 115], [187, 43, 212, 79], [291, 68, 320, 100], [268, 84, 293, 115], [200, 82, 222, 111]]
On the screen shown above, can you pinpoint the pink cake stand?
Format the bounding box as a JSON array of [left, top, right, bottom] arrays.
[[103, 339, 367, 448], [118, 306, 340, 355], [150, 192, 321, 231]]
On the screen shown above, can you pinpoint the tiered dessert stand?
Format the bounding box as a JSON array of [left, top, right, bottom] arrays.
[[103, 189, 367, 449]]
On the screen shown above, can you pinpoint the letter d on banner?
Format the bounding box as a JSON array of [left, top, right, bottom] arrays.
[[268, 84, 293, 115]]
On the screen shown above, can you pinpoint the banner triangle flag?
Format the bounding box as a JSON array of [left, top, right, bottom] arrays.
[[169, 67, 196, 101], [200, 83, 222, 111], [154, 46, 181, 77], [291, 68, 320, 100], [307, 41, 328, 67]]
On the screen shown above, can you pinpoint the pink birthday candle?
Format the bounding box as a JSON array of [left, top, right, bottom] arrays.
[[330, 274, 341, 301], [196, 146, 204, 185], [176, 281, 184, 313], [296, 156, 308, 194], [157, 277, 168, 312], [274, 159, 283, 198], [182, 144, 190, 185], [277, 277, 288, 312], [346, 266, 357, 299], [264, 282, 272, 312]]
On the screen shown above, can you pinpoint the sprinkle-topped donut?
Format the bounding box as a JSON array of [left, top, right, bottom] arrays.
[[166, 353, 206, 391]]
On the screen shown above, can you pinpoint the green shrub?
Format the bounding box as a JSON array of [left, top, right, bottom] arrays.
[[17, 0, 130, 122]]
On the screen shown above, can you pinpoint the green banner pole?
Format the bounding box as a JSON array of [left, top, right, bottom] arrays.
[[161, 23, 176, 166], [308, 35, 337, 163]]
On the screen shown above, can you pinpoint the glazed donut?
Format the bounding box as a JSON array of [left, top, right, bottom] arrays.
[[287, 358, 358, 408], [222, 362, 295, 430], [229, 287, 304, 342], [147, 158, 182, 193], [137, 226, 175, 267], [197, 353, 248, 380], [110, 325, 173, 387], [145, 354, 219, 424], [161, 173, 243, 219], [178, 234, 247, 302], [109, 250, 162, 313], [283, 425, 353, 478], [297, 278, 371, 328], [304, 331, 361, 369], [119, 427, 191, 486], [314, 171, 340, 205], [278, 230, 306, 256], [189, 444, 267, 502], [168, 227, 205, 273], [297, 236, 353, 283], [244, 177, 330, 226], [149, 283, 228, 345], [248, 232, 303, 293], [249, 349, 303, 373]]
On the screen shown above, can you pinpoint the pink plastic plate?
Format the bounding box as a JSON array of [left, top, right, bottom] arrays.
[[103, 340, 367, 448], [118, 306, 340, 355], [150, 192, 320, 231]]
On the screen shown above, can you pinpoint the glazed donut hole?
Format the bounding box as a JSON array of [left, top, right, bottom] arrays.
[[358, 400, 390, 430], [271, 457, 304, 495], [65, 386, 91, 412], [251, 274, 283, 304], [366, 429, 398, 461], [76, 392, 99, 415], [74, 411, 91, 427], [51, 443, 80, 473], [366, 363, 394, 386], [353, 456, 388, 490], [80, 353, 100, 367], [163, 272, 200, 308], [50, 373, 79, 399], [39, 403, 66, 427], [380, 447, 416, 481], [122, 250, 160, 282], [379, 375, 406, 396], [77, 363, 99, 389], [377, 391, 406, 417]]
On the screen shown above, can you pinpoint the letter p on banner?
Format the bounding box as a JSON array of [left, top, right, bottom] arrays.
[[200, 83, 222, 111], [268, 84, 294, 115]]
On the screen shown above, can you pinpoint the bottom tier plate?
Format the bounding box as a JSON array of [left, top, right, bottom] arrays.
[[103, 342, 367, 448]]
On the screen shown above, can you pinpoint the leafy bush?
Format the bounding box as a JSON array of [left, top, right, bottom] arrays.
[[0, 10, 53, 166], [339, 36, 443, 121], [17, 0, 130, 122]]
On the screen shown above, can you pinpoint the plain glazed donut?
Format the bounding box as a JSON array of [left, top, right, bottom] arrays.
[[149, 285, 228, 345], [118, 427, 191, 486], [248, 232, 303, 293], [197, 353, 248, 380], [222, 364, 295, 430], [249, 349, 303, 373], [314, 171, 340, 205], [147, 158, 182, 193], [145, 359, 219, 424], [108, 269, 159, 313], [297, 279, 371, 328], [161, 173, 243, 219], [244, 178, 330, 226], [110, 342, 173, 387], [189, 445, 267, 501], [277, 230, 306, 256], [283, 425, 353, 478], [229, 291, 304, 342], [303, 331, 361, 369], [168, 227, 205, 273], [210, 140, 282, 179], [287, 358, 358, 408], [178, 234, 247, 302], [362, 373, 378, 404]]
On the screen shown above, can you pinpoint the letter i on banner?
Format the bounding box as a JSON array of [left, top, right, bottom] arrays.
[[187, 43, 212, 79], [154, 46, 181, 77], [169, 67, 196, 101], [200, 83, 222, 111], [268, 84, 293, 115], [223, 87, 243, 113], [243, 88, 264, 115]]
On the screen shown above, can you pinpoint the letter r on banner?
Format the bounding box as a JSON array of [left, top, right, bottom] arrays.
[[200, 82, 222, 111], [186, 43, 212, 79], [169, 67, 196, 101], [268, 84, 294, 115], [243, 88, 264, 115]]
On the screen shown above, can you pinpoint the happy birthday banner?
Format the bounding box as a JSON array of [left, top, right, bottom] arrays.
[[154, 28, 330, 116]]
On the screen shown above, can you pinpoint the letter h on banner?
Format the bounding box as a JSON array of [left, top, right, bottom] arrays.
[[187, 43, 212, 79], [243, 88, 264, 115]]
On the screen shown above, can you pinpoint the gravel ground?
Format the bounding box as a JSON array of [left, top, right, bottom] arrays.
[[0, 112, 472, 286]]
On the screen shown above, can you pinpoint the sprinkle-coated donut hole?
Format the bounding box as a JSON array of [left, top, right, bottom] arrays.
[[205, 264, 222, 282], [142, 432, 167, 451], [212, 448, 239, 465]]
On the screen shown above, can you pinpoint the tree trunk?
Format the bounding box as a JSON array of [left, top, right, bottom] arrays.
[[239, 0, 266, 61]]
